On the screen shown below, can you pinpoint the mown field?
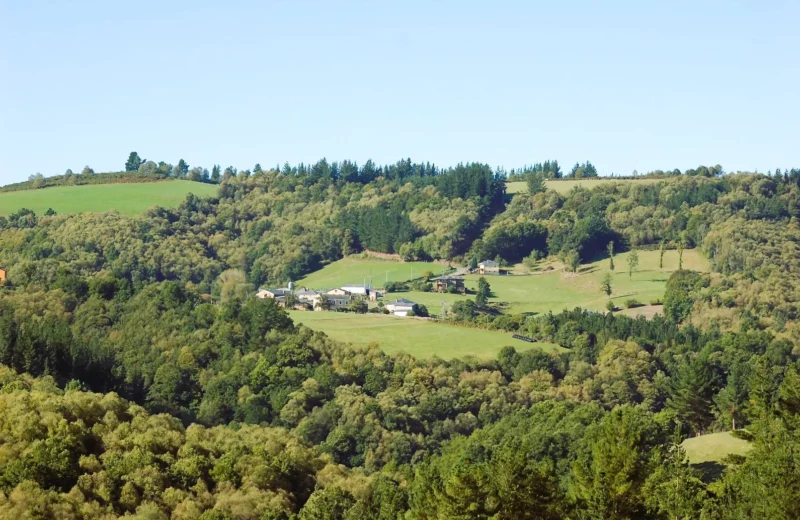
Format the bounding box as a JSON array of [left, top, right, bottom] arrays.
[[288, 311, 563, 359], [0, 180, 217, 216], [682, 431, 752, 465], [398, 249, 708, 316], [296, 255, 450, 289], [506, 177, 662, 195]]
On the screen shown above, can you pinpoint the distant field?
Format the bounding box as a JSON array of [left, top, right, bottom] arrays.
[[395, 249, 708, 316], [296, 255, 449, 290], [682, 431, 752, 465], [0, 181, 217, 216], [506, 177, 661, 195], [289, 311, 563, 359]]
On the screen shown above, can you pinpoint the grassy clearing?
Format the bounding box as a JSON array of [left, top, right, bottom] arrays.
[[0, 181, 217, 216], [682, 431, 752, 465], [296, 255, 449, 290], [397, 249, 708, 316], [289, 311, 563, 360], [506, 177, 661, 195]]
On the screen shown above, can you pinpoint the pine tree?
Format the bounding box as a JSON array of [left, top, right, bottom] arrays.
[[667, 355, 716, 435], [125, 151, 143, 172], [476, 277, 491, 307], [176, 159, 189, 177], [526, 172, 546, 194]]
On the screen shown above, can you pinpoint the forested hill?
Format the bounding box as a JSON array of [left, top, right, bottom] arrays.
[[2, 164, 799, 324], [2, 163, 800, 517]]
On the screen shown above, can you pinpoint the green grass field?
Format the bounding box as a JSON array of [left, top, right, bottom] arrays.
[[289, 311, 562, 359], [296, 255, 450, 290], [682, 431, 752, 465], [506, 177, 661, 195], [396, 249, 708, 316], [0, 181, 218, 216]]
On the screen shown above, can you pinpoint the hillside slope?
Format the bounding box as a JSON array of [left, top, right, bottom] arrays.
[[0, 180, 217, 216]]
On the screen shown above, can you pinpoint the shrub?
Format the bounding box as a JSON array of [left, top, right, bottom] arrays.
[[664, 270, 706, 322], [411, 280, 431, 292], [649, 298, 663, 305], [730, 429, 755, 441], [624, 299, 642, 309], [606, 300, 616, 312], [721, 453, 747, 465], [384, 281, 408, 292]]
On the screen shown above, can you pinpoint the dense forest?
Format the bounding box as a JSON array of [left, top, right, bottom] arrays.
[[1, 161, 800, 518]]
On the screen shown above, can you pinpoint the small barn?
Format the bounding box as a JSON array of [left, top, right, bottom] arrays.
[[478, 260, 501, 275]]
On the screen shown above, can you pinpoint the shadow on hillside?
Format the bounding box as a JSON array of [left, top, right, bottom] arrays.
[[579, 265, 599, 274], [691, 461, 727, 483]]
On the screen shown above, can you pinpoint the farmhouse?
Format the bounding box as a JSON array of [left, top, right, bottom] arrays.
[[430, 275, 465, 293], [478, 259, 502, 275], [385, 298, 417, 317], [256, 287, 292, 299], [342, 284, 371, 296], [294, 288, 321, 307], [326, 288, 350, 296], [0, 267, 6, 284], [318, 290, 351, 310]]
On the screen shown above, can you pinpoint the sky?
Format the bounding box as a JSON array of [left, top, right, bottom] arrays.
[[1, 0, 798, 184]]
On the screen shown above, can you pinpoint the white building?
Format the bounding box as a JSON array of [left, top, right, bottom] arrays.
[[384, 298, 417, 317], [341, 284, 370, 296]]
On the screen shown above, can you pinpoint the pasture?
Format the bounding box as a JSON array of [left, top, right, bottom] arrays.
[[506, 177, 661, 195], [682, 431, 752, 465], [0, 181, 217, 216], [296, 255, 450, 290], [397, 249, 708, 316], [288, 311, 563, 360]]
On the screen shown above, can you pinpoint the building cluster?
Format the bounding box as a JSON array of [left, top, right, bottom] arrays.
[[256, 282, 429, 317], [256, 282, 378, 310]]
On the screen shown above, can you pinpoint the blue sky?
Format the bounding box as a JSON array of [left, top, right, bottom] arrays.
[[1, 1, 798, 184]]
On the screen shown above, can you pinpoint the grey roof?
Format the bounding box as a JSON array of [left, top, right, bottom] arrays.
[[387, 298, 416, 306], [430, 275, 464, 281], [263, 288, 292, 295], [480, 260, 499, 267], [294, 289, 320, 297]]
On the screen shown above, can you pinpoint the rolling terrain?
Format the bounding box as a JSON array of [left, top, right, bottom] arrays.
[[289, 310, 563, 359], [0, 180, 217, 216], [323, 248, 708, 316], [295, 255, 449, 289]]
